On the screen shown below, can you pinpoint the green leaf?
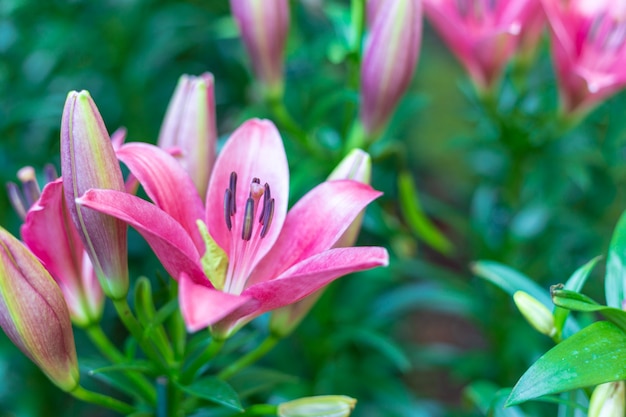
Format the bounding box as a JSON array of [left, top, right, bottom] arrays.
[[178, 377, 243, 411], [471, 261, 551, 307], [552, 289, 626, 333], [605, 211, 626, 308], [507, 321, 626, 406], [398, 171, 453, 255], [228, 367, 298, 399], [553, 257, 600, 336], [88, 361, 156, 375]]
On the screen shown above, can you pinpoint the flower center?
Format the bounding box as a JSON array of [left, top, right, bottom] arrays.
[[222, 171, 275, 294]]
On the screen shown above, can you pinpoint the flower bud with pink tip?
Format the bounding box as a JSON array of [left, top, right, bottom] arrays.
[[0, 226, 79, 392], [158, 73, 217, 199], [230, 0, 290, 99], [61, 90, 129, 300], [360, 0, 422, 137]]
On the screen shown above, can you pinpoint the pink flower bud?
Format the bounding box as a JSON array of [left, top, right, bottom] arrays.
[[158, 73, 217, 199], [543, 0, 626, 116], [60, 90, 129, 300], [360, 0, 422, 137], [230, 0, 290, 98], [0, 226, 79, 392], [423, 0, 544, 90]]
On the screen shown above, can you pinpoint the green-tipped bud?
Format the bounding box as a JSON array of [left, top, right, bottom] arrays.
[[589, 381, 625, 417], [278, 395, 357, 417], [60, 90, 129, 300], [513, 291, 556, 337], [0, 226, 79, 391]]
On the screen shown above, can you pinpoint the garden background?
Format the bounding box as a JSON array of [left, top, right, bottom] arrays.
[[2, 0, 626, 416]]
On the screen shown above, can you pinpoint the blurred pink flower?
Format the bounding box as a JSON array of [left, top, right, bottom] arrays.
[[360, 0, 422, 137], [423, 0, 544, 90], [78, 119, 388, 338], [230, 0, 290, 98], [543, 0, 626, 115]]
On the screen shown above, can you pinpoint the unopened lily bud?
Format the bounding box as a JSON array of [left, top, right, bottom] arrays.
[[158, 73, 217, 199], [513, 291, 556, 337], [589, 381, 625, 417], [360, 0, 422, 137], [0, 226, 79, 392], [278, 395, 357, 417], [270, 150, 371, 336], [230, 0, 290, 99], [60, 90, 129, 300]]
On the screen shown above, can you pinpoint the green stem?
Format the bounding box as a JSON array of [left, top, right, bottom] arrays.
[[267, 96, 307, 144], [70, 385, 134, 414], [240, 404, 279, 416], [113, 298, 167, 372], [350, 0, 366, 58], [169, 281, 186, 361], [217, 335, 280, 380], [85, 324, 157, 405], [181, 337, 226, 383]]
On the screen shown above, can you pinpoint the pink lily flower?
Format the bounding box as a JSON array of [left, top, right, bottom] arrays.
[[8, 167, 103, 327], [270, 149, 373, 336], [543, 0, 626, 116], [158, 73, 217, 199], [77, 119, 388, 338], [423, 0, 544, 90]]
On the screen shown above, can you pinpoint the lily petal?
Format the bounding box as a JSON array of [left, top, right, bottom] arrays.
[[249, 180, 381, 285], [21, 179, 102, 326], [179, 273, 258, 333], [117, 142, 205, 251], [205, 119, 289, 268], [244, 246, 389, 313], [77, 189, 206, 285]]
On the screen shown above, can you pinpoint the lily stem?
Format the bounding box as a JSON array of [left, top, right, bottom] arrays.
[[240, 404, 279, 416], [181, 336, 226, 383], [217, 334, 280, 380], [113, 298, 167, 373], [169, 281, 186, 361], [85, 324, 157, 405], [70, 385, 134, 414]]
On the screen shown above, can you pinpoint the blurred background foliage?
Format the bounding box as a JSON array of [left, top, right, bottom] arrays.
[[3, 0, 626, 416]]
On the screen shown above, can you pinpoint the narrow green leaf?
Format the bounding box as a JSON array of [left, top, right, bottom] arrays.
[[398, 171, 453, 255], [507, 321, 626, 406], [552, 289, 626, 333], [228, 367, 298, 399], [471, 261, 551, 307], [88, 361, 156, 375], [564, 256, 601, 292], [178, 377, 243, 411], [553, 257, 601, 336], [605, 211, 626, 308]]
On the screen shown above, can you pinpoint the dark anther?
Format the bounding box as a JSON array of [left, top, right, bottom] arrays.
[[260, 198, 275, 238], [229, 172, 238, 214], [259, 183, 271, 223], [242, 197, 255, 241], [252, 177, 260, 184], [224, 188, 233, 231]]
